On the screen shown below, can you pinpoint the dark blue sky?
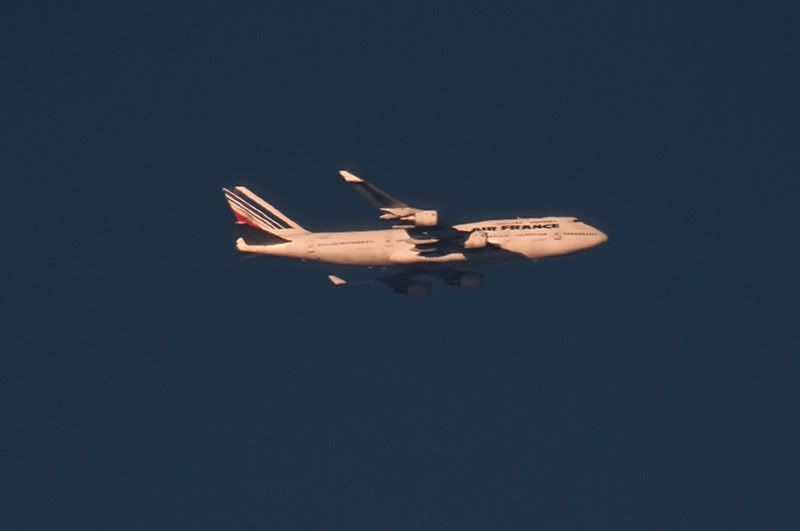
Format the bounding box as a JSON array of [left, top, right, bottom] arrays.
[[5, 3, 798, 529]]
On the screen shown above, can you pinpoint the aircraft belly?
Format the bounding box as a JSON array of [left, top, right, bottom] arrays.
[[387, 246, 464, 264], [313, 245, 394, 266], [494, 237, 552, 259]]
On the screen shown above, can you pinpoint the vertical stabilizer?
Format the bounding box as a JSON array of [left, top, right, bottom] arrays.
[[222, 186, 309, 240]]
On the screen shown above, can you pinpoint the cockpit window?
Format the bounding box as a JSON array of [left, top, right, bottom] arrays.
[[572, 218, 581, 223]]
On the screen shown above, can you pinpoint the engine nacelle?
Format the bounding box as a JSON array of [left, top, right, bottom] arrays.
[[442, 271, 483, 288], [458, 272, 482, 288], [395, 279, 432, 296], [464, 230, 488, 249], [400, 210, 438, 227]]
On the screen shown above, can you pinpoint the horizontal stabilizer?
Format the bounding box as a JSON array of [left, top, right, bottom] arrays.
[[328, 275, 347, 286]]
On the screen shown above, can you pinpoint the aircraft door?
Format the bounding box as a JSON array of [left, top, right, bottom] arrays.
[[552, 222, 562, 240]]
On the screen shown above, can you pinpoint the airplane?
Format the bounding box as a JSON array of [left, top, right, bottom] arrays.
[[222, 170, 608, 294]]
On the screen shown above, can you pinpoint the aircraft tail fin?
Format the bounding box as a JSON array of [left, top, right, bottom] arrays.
[[222, 186, 309, 240]]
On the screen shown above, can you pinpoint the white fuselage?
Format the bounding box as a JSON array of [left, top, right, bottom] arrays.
[[237, 217, 608, 267]]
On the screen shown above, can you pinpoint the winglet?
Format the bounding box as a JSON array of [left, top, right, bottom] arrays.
[[327, 275, 347, 286], [339, 170, 364, 183]]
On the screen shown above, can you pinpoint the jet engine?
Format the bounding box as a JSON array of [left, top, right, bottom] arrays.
[[464, 230, 488, 249], [406, 279, 433, 296], [399, 210, 438, 227], [458, 272, 482, 288], [440, 271, 483, 288]]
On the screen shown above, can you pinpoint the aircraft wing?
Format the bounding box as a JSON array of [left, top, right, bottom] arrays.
[[339, 170, 440, 226]]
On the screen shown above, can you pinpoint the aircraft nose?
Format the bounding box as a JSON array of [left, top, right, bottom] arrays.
[[589, 227, 608, 247]]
